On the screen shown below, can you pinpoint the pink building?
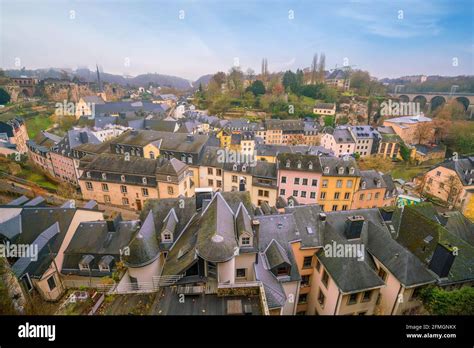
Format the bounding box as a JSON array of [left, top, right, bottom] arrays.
[[277, 153, 322, 204]]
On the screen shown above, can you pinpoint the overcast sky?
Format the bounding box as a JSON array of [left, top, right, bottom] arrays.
[[1, 0, 473, 80]]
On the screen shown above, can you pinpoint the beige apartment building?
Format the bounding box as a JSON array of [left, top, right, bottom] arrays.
[[79, 154, 193, 210]]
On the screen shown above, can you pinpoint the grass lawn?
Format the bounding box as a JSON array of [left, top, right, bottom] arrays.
[[392, 160, 440, 181], [25, 115, 54, 138], [17, 166, 58, 191]]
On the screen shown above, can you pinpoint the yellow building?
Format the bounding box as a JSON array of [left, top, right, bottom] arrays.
[[318, 157, 360, 212], [217, 129, 232, 148]]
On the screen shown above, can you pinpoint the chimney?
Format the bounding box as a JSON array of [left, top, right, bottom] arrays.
[[319, 213, 327, 221], [195, 187, 213, 211], [429, 243, 456, 278], [252, 219, 260, 248], [344, 215, 365, 239]]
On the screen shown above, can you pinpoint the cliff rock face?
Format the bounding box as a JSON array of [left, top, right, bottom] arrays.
[[41, 82, 126, 102], [0, 257, 27, 314]]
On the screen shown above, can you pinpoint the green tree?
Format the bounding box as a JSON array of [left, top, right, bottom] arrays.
[[420, 286, 474, 315], [323, 115, 335, 127], [0, 88, 10, 104], [399, 142, 411, 162], [246, 80, 266, 96]]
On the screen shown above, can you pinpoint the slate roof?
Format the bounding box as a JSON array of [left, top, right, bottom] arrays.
[[198, 146, 224, 168], [254, 253, 287, 309], [359, 170, 386, 190], [94, 101, 167, 116], [195, 193, 238, 263], [394, 204, 474, 285], [265, 239, 291, 269], [123, 211, 160, 267], [277, 153, 323, 173], [319, 156, 360, 177]]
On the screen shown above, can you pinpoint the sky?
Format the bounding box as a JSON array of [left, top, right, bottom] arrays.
[[1, 0, 473, 81]]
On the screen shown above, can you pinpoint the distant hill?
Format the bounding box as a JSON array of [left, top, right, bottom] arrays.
[[3, 68, 214, 91], [192, 74, 213, 89]]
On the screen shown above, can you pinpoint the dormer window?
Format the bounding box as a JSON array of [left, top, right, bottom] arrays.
[[233, 164, 238, 171], [297, 161, 302, 169], [338, 167, 344, 175], [286, 160, 291, 168], [240, 233, 252, 247], [308, 162, 313, 170], [349, 167, 355, 174], [187, 156, 193, 164], [242, 164, 247, 172], [102, 173, 107, 180], [163, 233, 172, 242], [361, 181, 367, 189], [167, 175, 171, 182], [149, 151, 155, 159], [86, 172, 91, 178], [142, 177, 147, 185], [181, 154, 186, 162], [324, 166, 330, 174], [376, 180, 381, 188], [121, 175, 126, 182]]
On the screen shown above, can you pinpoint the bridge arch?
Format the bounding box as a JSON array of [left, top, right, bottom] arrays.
[[398, 95, 410, 103], [455, 96, 470, 111], [21, 88, 30, 98], [430, 95, 446, 112], [413, 95, 428, 110]]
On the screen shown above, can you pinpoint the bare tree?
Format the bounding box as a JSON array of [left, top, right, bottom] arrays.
[[311, 53, 318, 84], [318, 53, 326, 82]]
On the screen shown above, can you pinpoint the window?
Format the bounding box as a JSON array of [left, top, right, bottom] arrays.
[[216, 169, 222, 176], [362, 290, 372, 302], [303, 256, 312, 268], [142, 188, 149, 197], [122, 197, 129, 205], [310, 192, 316, 199], [320, 192, 326, 199], [336, 180, 342, 188], [347, 180, 353, 188], [216, 180, 222, 188], [121, 175, 126, 182], [102, 183, 109, 192], [301, 275, 310, 287], [277, 266, 288, 276], [294, 178, 300, 185], [281, 176, 287, 184], [85, 182, 93, 191], [347, 293, 358, 305], [47, 275, 56, 291], [378, 267, 387, 282], [318, 289, 326, 307], [142, 177, 147, 185], [120, 185, 127, 193], [168, 186, 174, 195], [149, 151, 155, 159], [208, 179, 214, 186], [104, 195, 111, 203], [375, 192, 380, 199], [280, 189, 286, 196], [236, 268, 246, 278], [163, 233, 172, 241], [360, 193, 365, 200], [232, 175, 238, 183], [322, 180, 328, 188], [322, 269, 329, 288], [436, 171, 441, 177], [298, 294, 308, 304], [315, 258, 321, 271], [367, 193, 372, 200], [241, 236, 251, 246], [342, 205, 348, 211], [312, 179, 318, 186], [334, 192, 340, 200], [300, 191, 307, 198], [344, 192, 350, 200], [302, 178, 308, 186], [208, 168, 213, 175], [293, 190, 298, 197]]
